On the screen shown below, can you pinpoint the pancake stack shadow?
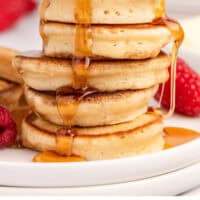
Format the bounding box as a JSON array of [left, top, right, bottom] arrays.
[[13, 0, 175, 161]]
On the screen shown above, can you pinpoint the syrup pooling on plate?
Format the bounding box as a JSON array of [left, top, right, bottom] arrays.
[[55, 0, 93, 156], [153, 17, 184, 118], [164, 127, 200, 149], [33, 151, 86, 162]]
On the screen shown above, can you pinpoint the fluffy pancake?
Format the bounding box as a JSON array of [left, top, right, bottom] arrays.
[[0, 79, 24, 111], [39, 0, 165, 24], [14, 51, 170, 92], [24, 86, 158, 127], [0, 46, 23, 84], [40, 22, 173, 59], [22, 112, 164, 160]]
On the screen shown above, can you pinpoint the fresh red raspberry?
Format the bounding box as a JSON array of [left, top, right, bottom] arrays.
[[0, 0, 36, 31], [0, 106, 17, 148], [155, 58, 200, 116], [25, 0, 36, 12]]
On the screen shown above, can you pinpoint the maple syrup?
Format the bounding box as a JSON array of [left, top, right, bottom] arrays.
[[72, 57, 91, 89], [33, 151, 86, 162], [56, 87, 95, 156], [153, 0, 166, 19], [164, 127, 200, 149], [55, 0, 93, 156], [153, 17, 184, 118]]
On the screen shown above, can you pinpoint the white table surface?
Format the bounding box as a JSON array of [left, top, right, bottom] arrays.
[[0, 1, 200, 196]]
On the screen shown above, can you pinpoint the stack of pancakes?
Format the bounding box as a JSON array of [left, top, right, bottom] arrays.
[[13, 0, 175, 161], [0, 47, 28, 144]]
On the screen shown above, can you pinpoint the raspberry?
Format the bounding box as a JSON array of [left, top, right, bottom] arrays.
[[0, 106, 17, 148], [155, 58, 200, 116], [0, 0, 36, 31], [25, 0, 36, 12]]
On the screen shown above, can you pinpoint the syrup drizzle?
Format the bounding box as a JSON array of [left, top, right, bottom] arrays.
[[54, 2, 185, 157], [153, 17, 184, 118], [153, 0, 166, 19], [55, 0, 93, 156]]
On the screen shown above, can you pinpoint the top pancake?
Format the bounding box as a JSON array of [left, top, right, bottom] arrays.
[[39, 0, 165, 24], [0, 46, 23, 84]]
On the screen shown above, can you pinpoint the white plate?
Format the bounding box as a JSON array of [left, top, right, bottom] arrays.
[[167, 0, 200, 18], [0, 162, 200, 196], [0, 49, 200, 187], [0, 48, 200, 187]]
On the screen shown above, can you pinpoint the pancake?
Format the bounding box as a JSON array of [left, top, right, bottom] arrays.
[[0, 79, 24, 111], [0, 46, 23, 84], [40, 22, 173, 59], [39, 0, 165, 24], [24, 86, 158, 127], [14, 51, 170, 92], [22, 112, 164, 160]]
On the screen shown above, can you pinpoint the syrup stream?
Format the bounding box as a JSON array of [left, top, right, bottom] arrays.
[[154, 17, 184, 118], [55, 0, 93, 156], [153, 0, 166, 19]]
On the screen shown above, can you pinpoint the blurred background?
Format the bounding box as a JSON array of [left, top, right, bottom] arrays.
[[0, 0, 200, 51]]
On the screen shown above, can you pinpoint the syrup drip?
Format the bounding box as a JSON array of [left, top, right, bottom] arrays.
[[153, 17, 184, 118], [74, 0, 92, 57], [55, 0, 93, 156], [56, 87, 95, 156], [153, 0, 166, 19], [74, 26, 92, 57], [72, 57, 90, 89], [56, 128, 75, 156]]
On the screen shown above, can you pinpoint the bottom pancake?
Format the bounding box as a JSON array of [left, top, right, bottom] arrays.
[[22, 112, 164, 161]]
